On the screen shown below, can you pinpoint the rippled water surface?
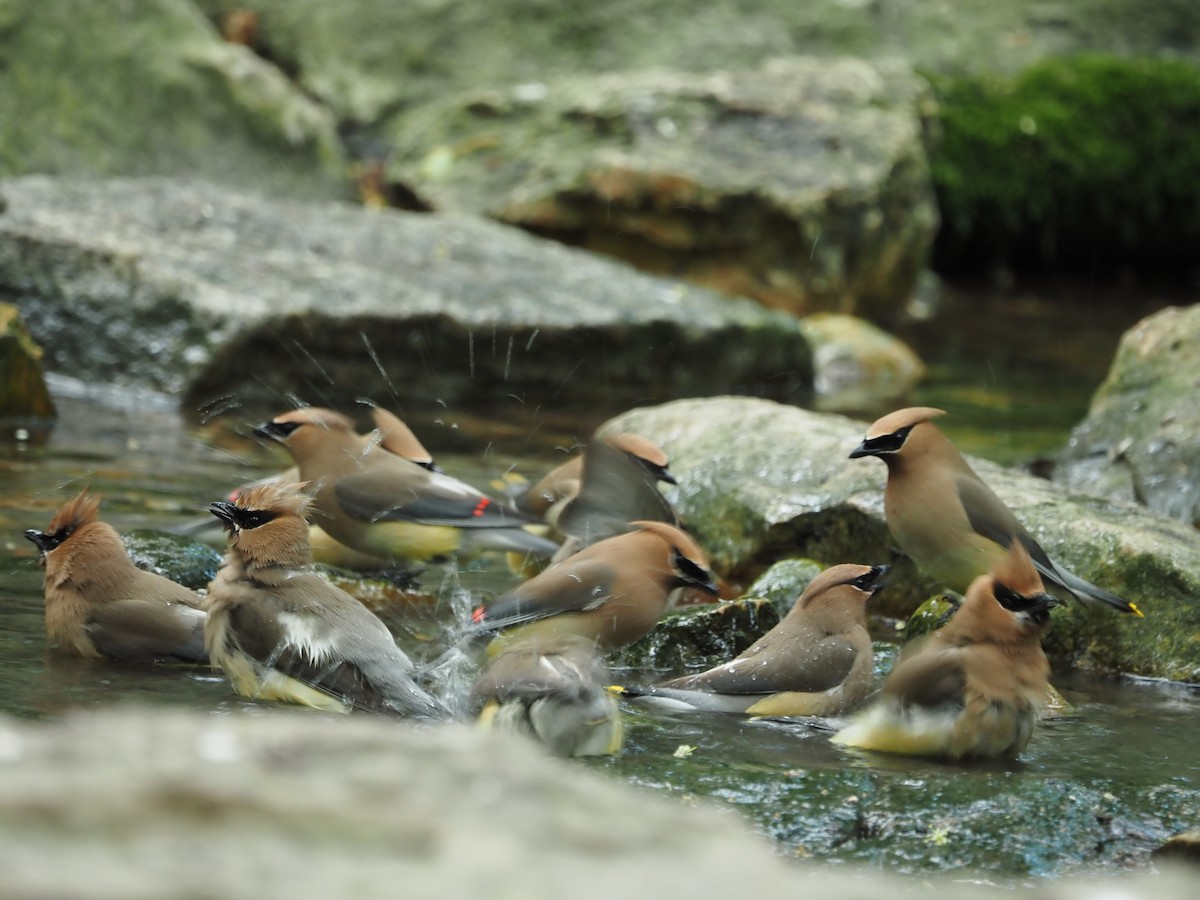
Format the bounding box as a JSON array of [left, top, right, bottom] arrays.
[[2, 284, 1196, 881]]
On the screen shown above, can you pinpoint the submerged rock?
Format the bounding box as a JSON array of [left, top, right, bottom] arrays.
[[606, 396, 1200, 681], [0, 177, 812, 422], [384, 59, 937, 318], [122, 530, 223, 591], [1056, 305, 1200, 529], [0, 0, 347, 200]]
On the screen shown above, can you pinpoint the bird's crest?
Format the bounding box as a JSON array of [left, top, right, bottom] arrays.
[[273, 406, 356, 432], [606, 432, 670, 468], [629, 520, 709, 566], [990, 539, 1045, 598], [236, 480, 313, 519], [46, 490, 101, 536], [865, 407, 946, 439]]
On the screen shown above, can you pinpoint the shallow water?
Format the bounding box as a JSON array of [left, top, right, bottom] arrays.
[[3, 285, 1197, 882]]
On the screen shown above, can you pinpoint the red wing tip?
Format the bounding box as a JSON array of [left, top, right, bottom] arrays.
[[471, 606, 486, 624]]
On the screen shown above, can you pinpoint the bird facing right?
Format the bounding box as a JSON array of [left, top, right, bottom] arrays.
[[832, 540, 1062, 760], [849, 406, 1141, 616]]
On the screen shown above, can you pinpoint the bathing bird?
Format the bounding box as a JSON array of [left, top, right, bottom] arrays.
[[25, 491, 208, 663]]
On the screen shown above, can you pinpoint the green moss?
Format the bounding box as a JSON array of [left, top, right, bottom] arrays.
[[927, 54, 1200, 272]]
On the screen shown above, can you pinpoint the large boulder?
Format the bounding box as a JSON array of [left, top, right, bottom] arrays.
[[0, 0, 348, 200], [1056, 304, 1200, 529], [0, 177, 811, 423], [383, 59, 937, 318], [605, 396, 1200, 680]]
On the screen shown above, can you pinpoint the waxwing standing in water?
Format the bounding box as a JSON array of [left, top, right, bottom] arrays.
[[469, 633, 623, 757], [623, 564, 886, 717], [472, 520, 719, 655], [833, 541, 1062, 760], [849, 406, 1141, 616], [254, 407, 558, 564], [205, 481, 447, 717], [25, 491, 207, 663]]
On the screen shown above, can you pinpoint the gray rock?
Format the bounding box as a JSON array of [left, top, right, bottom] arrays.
[[799, 314, 925, 413], [606, 396, 1200, 680], [0, 706, 1191, 898], [0, 0, 348, 200], [0, 177, 811, 418], [383, 59, 937, 318], [1056, 305, 1200, 528], [122, 530, 223, 592], [192, 0, 1200, 122]]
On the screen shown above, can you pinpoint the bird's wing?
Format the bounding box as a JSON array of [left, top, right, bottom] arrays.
[[336, 467, 535, 529], [555, 440, 677, 546], [659, 634, 858, 695], [884, 642, 967, 711], [224, 597, 442, 716], [475, 558, 616, 630], [86, 598, 207, 663], [956, 476, 1055, 569]]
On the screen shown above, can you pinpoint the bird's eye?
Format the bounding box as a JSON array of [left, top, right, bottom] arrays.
[[672, 549, 711, 587], [236, 509, 277, 530], [993, 580, 1046, 613], [850, 566, 887, 591], [860, 425, 914, 455]]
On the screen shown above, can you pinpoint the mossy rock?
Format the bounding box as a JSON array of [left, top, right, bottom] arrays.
[[0, 303, 54, 420], [614, 598, 779, 675], [928, 54, 1200, 273], [901, 594, 960, 643], [742, 558, 824, 619], [122, 530, 223, 591]]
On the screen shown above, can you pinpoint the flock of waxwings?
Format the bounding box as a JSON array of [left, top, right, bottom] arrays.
[[26, 403, 1141, 761]]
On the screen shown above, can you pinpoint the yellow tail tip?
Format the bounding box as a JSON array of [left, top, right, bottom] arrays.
[[1128, 602, 1144, 618], [606, 684, 628, 696]]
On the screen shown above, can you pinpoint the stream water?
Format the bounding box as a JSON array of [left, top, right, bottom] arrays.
[[1, 282, 1196, 883]]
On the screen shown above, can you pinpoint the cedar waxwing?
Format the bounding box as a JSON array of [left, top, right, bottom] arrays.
[[517, 432, 676, 524], [205, 480, 448, 717], [468, 633, 624, 757], [550, 432, 679, 561], [366, 404, 441, 472], [254, 407, 559, 563], [832, 541, 1062, 760], [24, 491, 207, 663], [625, 564, 887, 716], [849, 406, 1141, 616], [472, 520, 719, 654]]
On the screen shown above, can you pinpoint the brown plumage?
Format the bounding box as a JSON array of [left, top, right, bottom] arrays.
[[204, 480, 447, 717], [469, 633, 624, 757], [832, 541, 1062, 759], [472, 520, 718, 654], [25, 491, 207, 663], [629, 564, 886, 716], [254, 407, 558, 563], [849, 406, 1141, 616]]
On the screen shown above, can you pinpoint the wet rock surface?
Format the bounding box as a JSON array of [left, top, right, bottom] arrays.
[[0, 303, 55, 422], [605, 396, 1200, 680], [0, 177, 811, 420], [1056, 304, 1200, 529], [383, 59, 936, 318]]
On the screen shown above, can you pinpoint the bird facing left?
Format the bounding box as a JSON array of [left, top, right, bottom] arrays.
[[204, 480, 449, 718], [25, 490, 208, 663]]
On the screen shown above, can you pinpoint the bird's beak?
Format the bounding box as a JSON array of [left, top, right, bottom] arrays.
[[209, 501, 240, 532], [848, 439, 875, 459], [24, 529, 53, 554], [867, 564, 891, 593], [253, 421, 294, 443]]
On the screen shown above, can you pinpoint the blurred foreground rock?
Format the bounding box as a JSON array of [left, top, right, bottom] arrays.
[[606, 396, 1200, 680], [0, 176, 811, 423], [0, 707, 1194, 898], [1056, 304, 1200, 529]]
